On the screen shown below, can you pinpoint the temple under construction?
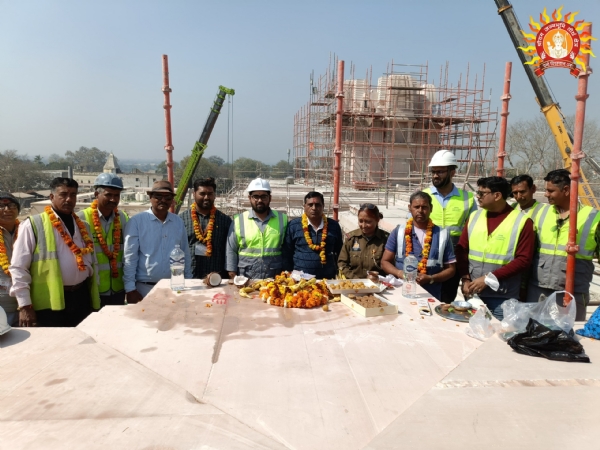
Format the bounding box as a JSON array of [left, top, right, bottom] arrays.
[[293, 59, 498, 190]]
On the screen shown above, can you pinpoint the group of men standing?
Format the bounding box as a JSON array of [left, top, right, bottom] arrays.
[[0, 174, 345, 328], [426, 150, 597, 321], [1, 151, 597, 327]]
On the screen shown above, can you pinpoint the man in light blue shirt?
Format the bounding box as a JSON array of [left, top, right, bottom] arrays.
[[123, 181, 192, 302]]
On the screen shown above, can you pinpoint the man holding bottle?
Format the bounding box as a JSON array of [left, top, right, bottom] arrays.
[[123, 181, 192, 301]]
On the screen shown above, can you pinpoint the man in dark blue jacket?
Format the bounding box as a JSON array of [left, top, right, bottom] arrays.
[[282, 192, 343, 279]]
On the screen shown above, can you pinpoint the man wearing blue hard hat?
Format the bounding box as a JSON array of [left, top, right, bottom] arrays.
[[77, 173, 129, 307]]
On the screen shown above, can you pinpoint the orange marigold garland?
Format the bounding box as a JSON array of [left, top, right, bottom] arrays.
[[91, 199, 121, 278], [0, 219, 19, 276], [404, 218, 434, 274], [301, 214, 328, 264], [45, 206, 94, 271], [191, 203, 216, 256]]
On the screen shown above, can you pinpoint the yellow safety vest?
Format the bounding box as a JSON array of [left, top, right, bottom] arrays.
[[30, 212, 100, 311], [79, 207, 128, 293], [536, 205, 600, 260], [234, 210, 287, 279], [467, 208, 527, 298], [424, 187, 475, 241]]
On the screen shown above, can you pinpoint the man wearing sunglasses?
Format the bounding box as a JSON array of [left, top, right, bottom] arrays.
[[226, 178, 288, 280], [455, 176, 535, 320], [526, 169, 600, 320], [123, 180, 192, 302], [424, 150, 477, 303], [0, 192, 21, 327]]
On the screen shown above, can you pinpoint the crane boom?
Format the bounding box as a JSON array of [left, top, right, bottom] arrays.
[[173, 85, 235, 214], [494, 0, 600, 208]]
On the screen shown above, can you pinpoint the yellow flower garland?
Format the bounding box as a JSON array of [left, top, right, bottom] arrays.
[[404, 218, 434, 274], [45, 206, 94, 271], [301, 214, 328, 264], [91, 199, 121, 278], [0, 220, 19, 276], [191, 203, 216, 256]]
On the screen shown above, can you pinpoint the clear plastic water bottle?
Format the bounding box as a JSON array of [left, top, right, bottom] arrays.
[[169, 244, 185, 291], [402, 254, 419, 298]]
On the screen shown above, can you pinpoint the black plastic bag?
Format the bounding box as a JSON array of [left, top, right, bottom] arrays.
[[507, 319, 590, 363]]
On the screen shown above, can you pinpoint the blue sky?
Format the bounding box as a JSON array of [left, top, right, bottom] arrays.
[[1, 0, 599, 165]]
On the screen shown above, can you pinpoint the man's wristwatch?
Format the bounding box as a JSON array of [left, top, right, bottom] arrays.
[[429, 276, 435, 285]]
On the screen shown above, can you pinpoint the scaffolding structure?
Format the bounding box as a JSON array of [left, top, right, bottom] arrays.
[[293, 58, 498, 190]]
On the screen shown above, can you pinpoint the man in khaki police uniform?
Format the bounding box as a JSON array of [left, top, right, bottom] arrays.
[[527, 169, 600, 320], [77, 173, 129, 307], [424, 150, 476, 303]]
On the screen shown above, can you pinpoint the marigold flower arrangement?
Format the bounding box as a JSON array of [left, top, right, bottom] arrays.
[[0, 220, 19, 276], [191, 203, 216, 256], [301, 214, 328, 264], [45, 206, 94, 271], [91, 199, 121, 278], [259, 272, 331, 308], [404, 218, 434, 274]]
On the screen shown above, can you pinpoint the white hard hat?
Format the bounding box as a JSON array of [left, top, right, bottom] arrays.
[[246, 178, 271, 193], [428, 150, 458, 167], [0, 306, 11, 335]]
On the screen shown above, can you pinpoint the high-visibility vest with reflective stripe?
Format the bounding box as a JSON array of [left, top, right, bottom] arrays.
[[424, 187, 474, 240], [395, 224, 449, 271], [519, 201, 547, 225], [30, 213, 100, 311], [467, 208, 527, 298], [79, 207, 128, 293], [536, 205, 600, 260], [234, 210, 288, 279]]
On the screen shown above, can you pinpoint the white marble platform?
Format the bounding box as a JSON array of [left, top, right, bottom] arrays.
[[1, 279, 598, 449]]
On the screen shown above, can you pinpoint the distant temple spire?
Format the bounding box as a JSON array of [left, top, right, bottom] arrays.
[[103, 152, 121, 174]]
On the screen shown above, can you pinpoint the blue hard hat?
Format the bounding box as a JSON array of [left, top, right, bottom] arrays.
[[94, 173, 124, 190]]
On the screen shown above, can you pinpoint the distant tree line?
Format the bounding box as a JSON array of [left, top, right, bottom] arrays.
[[157, 155, 294, 192]]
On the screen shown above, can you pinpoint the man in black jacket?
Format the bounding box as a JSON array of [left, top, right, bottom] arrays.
[[282, 192, 343, 279]]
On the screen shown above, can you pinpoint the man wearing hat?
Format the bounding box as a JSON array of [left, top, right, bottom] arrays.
[[0, 192, 21, 326], [10, 178, 100, 327], [77, 173, 129, 307], [226, 178, 288, 280], [123, 180, 192, 301]]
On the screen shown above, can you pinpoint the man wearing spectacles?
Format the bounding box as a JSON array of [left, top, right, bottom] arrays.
[[455, 176, 535, 320], [526, 169, 600, 320], [123, 180, 192, 302], [282, 191, 343, 279], [0, 193, 21, 327], [226, 178, 288, 280], [424, 150, 476, 303]]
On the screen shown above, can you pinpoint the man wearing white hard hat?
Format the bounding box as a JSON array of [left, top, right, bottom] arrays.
[[226, 178, 288, 280], [77, 173, 129, 307], [424, 150, 476, 303]]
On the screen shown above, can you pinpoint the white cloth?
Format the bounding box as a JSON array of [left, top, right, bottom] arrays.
[[9, 214, 95, 307]]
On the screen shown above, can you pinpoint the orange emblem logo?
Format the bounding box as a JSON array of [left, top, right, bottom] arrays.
[[518, 6, 596, 77]]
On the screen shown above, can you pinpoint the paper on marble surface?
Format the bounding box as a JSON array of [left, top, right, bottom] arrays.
[[291, 270, 316, 281], [380, 274, 403, 287]]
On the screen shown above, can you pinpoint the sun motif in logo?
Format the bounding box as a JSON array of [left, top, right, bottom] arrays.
[[518, 6, 596, 77]]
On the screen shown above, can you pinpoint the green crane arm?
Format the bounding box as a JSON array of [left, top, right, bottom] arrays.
[[174, 85, 235, 214]]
